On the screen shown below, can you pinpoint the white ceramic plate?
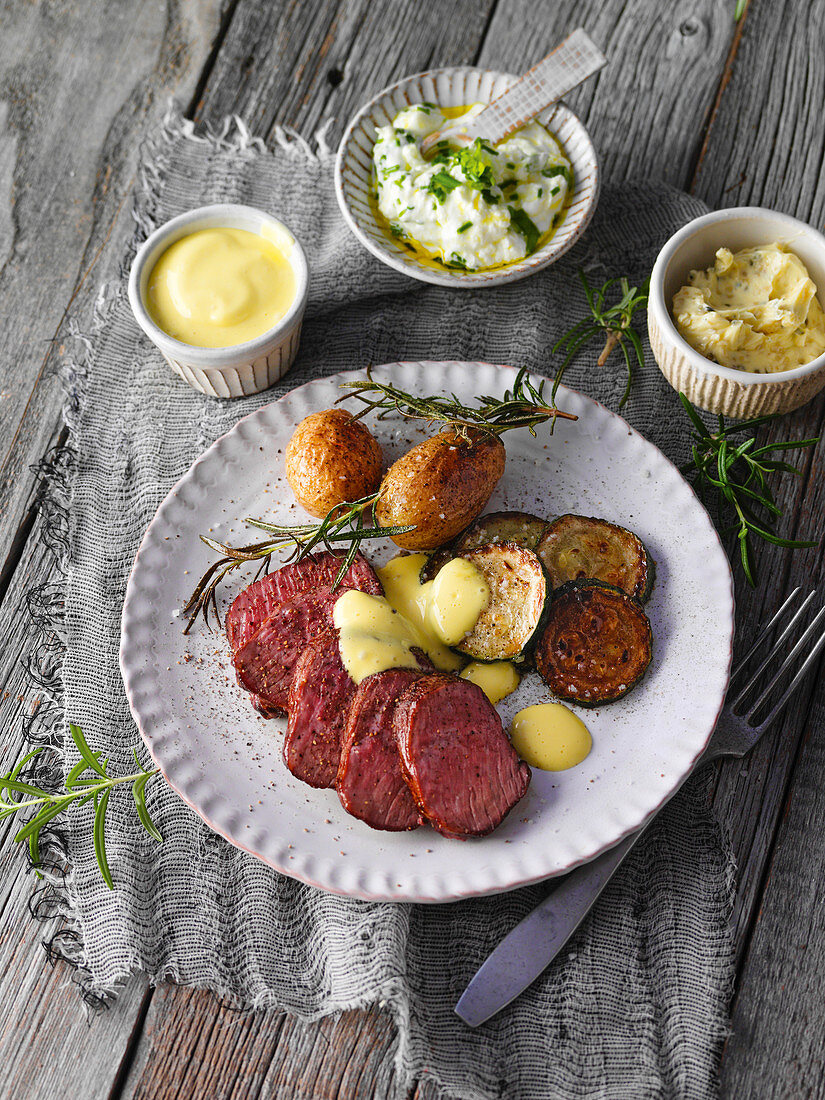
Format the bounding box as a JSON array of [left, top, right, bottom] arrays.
[[335, 68, 599, 288], [120, 362, 733, 902]]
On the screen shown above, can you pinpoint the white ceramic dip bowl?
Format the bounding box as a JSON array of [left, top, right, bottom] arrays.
[[648, 206, 825, 418], [335, 67, 599, 289], [128, 204, 309, 399]]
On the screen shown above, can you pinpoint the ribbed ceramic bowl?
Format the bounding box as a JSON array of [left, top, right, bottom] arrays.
[[128, 204, 309, 400], [335, 68, 599, 288], [649, 207, 825, 418]]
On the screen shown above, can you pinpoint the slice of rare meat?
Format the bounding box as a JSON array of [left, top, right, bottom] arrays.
[[337, 668, 427, 831], [395, 673, 531, 839], [233, 585, 344, 713], [284, 629, 355, 789], [225, 551, 382, 654]]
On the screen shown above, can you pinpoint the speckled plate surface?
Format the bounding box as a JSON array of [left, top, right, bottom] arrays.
[[335, 68, 599, 288], [120, 361, 733, 902]]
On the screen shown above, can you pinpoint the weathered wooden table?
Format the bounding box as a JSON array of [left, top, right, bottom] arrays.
[[1, 2, 823, 1097]]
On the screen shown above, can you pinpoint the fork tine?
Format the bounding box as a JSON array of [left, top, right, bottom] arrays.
[[731, 589, 816, 708], [730, 587, 803, 684], [755, 612, 825, 731], [746, 604, 825, 723]]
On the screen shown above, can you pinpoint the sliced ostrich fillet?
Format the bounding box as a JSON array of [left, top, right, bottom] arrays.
[[225, 551, 382, 654], [234, 586, 345, 714], [337, 668, 427, 831], [394, 673, 531, 839], [284, 629, 355, 788]]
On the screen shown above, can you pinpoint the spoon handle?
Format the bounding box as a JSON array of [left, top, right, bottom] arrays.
[[421, 29, 605, 155], [478, 29, 606, 144]]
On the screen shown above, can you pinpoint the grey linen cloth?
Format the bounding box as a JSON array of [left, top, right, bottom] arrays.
[[46, 111, 735, 1099]]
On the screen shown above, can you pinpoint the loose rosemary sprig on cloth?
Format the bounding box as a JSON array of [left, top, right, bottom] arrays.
[[183, 494, 414, 633], [339, 365, 577, 438], [552, 270, 650, 407], [0, 723, 162, 889], [679, 393, 820, 585]]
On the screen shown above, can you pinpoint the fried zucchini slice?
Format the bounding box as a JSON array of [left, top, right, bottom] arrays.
[[536, 514, 654, 601], [452, 542, 549, 662], [535, 579, 652, 706], [420, 510, 548, 583]]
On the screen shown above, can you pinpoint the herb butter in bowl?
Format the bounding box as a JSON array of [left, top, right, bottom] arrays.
[[335, 69, 598, 288], [649, 207, 825, 417]]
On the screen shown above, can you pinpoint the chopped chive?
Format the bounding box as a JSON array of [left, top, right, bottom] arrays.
[[457, 221, 472, 233], [508, 207, 541, 254]]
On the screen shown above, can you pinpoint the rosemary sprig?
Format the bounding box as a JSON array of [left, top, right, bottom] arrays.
[[678, 393, 820, 585], [0, 723, 162, 889], [183, 493, 414, 633], [552, 270, 650, 408], [339, 365, 577, 438]]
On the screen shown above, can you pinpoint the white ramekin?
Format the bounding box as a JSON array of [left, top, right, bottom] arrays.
[[335, 67, 599, 289], [128, 204, 309, 399], [648, 207, 825, 418]]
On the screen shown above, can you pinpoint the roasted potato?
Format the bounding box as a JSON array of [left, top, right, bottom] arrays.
[[376, 430, 505, 550], [285, 409, 383, 517]]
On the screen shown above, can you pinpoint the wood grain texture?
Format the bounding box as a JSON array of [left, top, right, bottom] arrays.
[[0, 0, 823, 1097], [194, 0, 497, 140], [476, 0, 737, 187], [0, 502, 153, 1100], [720, 678, 825, 1099], [0, 0, 224, 573], [692, 0, 825, 223], [118, 985, 401, 1100]]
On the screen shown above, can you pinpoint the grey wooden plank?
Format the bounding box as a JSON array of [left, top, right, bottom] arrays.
[[692, 0, 825, 223], [686, 2, 825, 1090], [719, 661, 825, 1099], [0, 0, 226, 575], [0, 506, 154, 1100], [195, 0, 497, 140], [119, 985, 401, 1100], [476, 0, 738, 187]]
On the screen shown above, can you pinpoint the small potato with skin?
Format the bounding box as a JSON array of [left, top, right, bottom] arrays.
[[376, 430, 505, 550], [285, 409, 383, 518]]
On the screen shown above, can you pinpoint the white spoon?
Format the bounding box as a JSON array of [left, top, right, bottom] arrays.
[[420, 29, 606, 158]]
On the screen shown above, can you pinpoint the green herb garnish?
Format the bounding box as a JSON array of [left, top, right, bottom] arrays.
[[552, 270, 650, 407], [679, 394, 819, 584], [508, 207, 541, 254], [340, 365, 576, 439], [389, 223, 405, 238], [457, 221, 472, 233], [541, 164, 572, 185], [1, 724, 162, 889], [445, 252, 469, 269], [428, 171, 462, 202], [454, 139, 495, 189], [481, 188, 499, 205], [184, 495, 415, 633]]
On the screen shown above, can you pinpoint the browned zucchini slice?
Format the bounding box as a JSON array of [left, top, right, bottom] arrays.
[[536, 514, 654, 601], [452, 542, 550, 662], [420, 511, 547, 583], [536, 580, 652, 706]]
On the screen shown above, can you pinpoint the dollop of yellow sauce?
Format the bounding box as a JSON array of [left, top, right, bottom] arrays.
[[510, 703, 592, 771], [460, 661, 521, 705], [334, 553, 502, 684], [673, 243, 825, 373], [146, 226, 296, 348]]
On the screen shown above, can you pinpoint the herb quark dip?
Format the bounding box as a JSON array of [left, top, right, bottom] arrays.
[[372, 102, 572, 272]]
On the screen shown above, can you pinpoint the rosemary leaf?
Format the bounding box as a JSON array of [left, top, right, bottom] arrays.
[[678, 392, 820, 585], [1, 724, 162, 888], [551, 270, 649, 408]]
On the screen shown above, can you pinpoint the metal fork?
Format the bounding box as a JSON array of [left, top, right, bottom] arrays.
[[455, 588, 825, 1027]]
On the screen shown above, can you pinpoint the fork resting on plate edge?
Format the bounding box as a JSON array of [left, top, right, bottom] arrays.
[[456, 587, 825, 1027]]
